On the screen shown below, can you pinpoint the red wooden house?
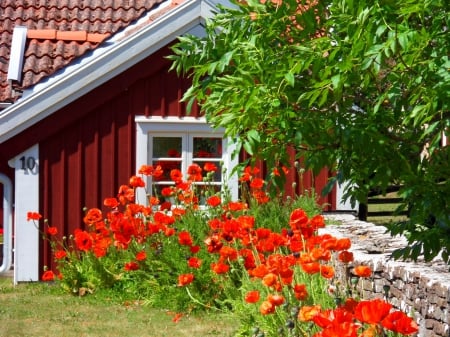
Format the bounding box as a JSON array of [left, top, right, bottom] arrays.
[[0, 0, 351, 283]]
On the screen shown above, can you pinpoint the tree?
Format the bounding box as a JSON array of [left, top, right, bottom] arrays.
[[168, 0, 450, 263]]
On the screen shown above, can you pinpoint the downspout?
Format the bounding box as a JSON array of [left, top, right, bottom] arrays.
[[0, 173, 13, 274]]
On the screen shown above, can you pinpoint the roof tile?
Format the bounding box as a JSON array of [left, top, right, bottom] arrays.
[[0, 0, 167, 103]]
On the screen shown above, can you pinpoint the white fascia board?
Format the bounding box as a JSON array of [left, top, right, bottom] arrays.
[[0, 0, 222, 144]]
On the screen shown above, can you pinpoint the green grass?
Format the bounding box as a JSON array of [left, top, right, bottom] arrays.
[[0, 276, 237, 337]]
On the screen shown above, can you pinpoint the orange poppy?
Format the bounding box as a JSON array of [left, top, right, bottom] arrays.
[[27, 212, 42, 221], [259, 300, 275, 315], [74, 229, 93, 252], [46, 226, 58, 236], [188, 257, 202, 269], [135, 251, 147, 261], [41, 270, 55, 282], [381, 311, 419, 335], [353, 265, 372, 278], [294, 283, 308, 301], [267, 294, 285, 306], [211, 262, 230, 274], [320, 264, 335, 279], [289, 209, 309, 229], [301, 261, 320, 274], [178, 231, 193, 246], [83, 208, 103, 225], [124, 262, 139, 271], [177, 273, 194, 286], [244, 290, 260, 304], [206, 195, 221, 207], [129, 175, 145, 188], [203, 162, 218, 172], [104, 197, 119, 208], [298, 305, 321, 322], [354, 298, 392, 324], [335, 237, 352, 251], [262, 272, 278, 287]]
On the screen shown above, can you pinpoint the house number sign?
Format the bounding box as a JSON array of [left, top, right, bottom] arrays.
[[19, 156, 37, 174]]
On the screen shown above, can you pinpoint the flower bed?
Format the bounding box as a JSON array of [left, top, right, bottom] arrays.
[[28, 165, 419, 336], [322, 214, 450, 337]]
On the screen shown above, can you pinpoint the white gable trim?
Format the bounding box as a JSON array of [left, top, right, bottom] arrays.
[[0, 0, 224, 144]]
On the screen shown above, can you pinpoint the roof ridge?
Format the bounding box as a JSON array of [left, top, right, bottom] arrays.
[[27, 29, 110, 43]]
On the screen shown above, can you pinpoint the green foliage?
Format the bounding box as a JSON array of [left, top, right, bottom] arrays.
[[169, 0, 450, 263]]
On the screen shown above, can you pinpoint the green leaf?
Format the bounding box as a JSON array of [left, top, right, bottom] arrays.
[[285, 72, 295, 87]]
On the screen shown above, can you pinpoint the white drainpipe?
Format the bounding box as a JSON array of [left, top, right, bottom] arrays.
[[0, 173, 13, 274]]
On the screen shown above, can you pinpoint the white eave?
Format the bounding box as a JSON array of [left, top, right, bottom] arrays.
[[0, 0, 223, 144]]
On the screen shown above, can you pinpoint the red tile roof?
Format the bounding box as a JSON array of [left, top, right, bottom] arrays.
[[0, 0, 167, 103]]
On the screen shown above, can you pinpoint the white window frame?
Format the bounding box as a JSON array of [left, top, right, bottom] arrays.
[[135, 116, 238, 205]]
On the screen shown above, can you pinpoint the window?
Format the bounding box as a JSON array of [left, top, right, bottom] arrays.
[[135, 116, 238, 205]]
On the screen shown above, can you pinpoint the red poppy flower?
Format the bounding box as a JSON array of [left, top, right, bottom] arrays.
[[117, 185, 135, 205], [27, 212, 42, 221], [135, 251, 147, 261], [211, 262, 230, 274], [187, 164, 203, 181], [249, 177, 264, 189], [338, 251, 354, 263], [240, 166, 260, 182], [320, 264, 335, 279], [206, 195, 221, 207], [178, 231, 193, 246], [161, 187, 174, 197], [262, 272, 278, 287], [289, 209, 309, 229], [219, 246, 238, 261], [83, 208, 103, 225], [354, 299, 392, 324], [170, 169, 183, 183], [294, 284, 308, 301], [74, 229, 93, 252], [152, 165, 164, 178], [129, 175, 145, 188], [203, 162, 218, 172], [54, 250, 67, 260], [190, 245, 200, 254], [188, 257, 202, 269], [259, 300, 275, 315], [342, 298, 359, 313], [245, 290, 260, 304], [124, 262, 139, 271], [353, 265, 372, 278], [381, 311, 419, 335], [267, 294, 285, 306], [301, 261, 320, 274], [41, 270, 55, 282], [177, 273, 194, 286], [46, 226, 58, 236], [138, 164, 154, 176], [104, 197, 119, 208], [335, 237, 352, 251]]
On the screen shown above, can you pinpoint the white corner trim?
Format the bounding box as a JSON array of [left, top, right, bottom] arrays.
[[0, 0, 221, 144], [7, 26, 27, 82]]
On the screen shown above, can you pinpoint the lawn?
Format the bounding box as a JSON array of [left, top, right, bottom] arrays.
[[0, 276, 237, 337]]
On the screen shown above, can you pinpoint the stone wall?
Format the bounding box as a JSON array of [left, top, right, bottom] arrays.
[[322, 214, 450, 337]]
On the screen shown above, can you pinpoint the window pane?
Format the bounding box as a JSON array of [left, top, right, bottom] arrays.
[[193, 138, 222, 158], [153, 137, 182, 158], [194, 161, 222, 182], [152, 160, 182, 182]]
